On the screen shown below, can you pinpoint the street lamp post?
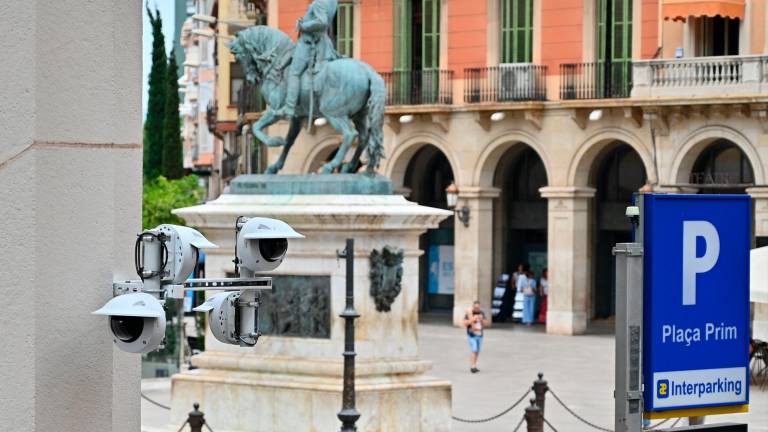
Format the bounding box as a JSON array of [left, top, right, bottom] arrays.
[[337, 239, 361, 432], [445, 182, 471, 227]]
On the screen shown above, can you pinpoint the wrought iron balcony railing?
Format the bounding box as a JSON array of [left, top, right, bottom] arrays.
[[382, 69, 454, 106], [559, 62, 632, 100], [464, 65, 547, 103], [237, 81, 265, 116]]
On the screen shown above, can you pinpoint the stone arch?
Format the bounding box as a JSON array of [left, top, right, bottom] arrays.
[[568, 127, 655, 187], [302, 136, 342, 173], [668, 125, 765, 185], [473, 129, 552, 188], [384, 132, 461, 191]]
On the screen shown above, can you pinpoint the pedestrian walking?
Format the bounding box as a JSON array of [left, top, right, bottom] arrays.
[[538, 268, 549, 324], [522, 269, 537, 325], [463, 301, 490, 373]]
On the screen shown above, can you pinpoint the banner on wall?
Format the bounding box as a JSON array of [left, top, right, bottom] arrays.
[[428, 245, 455, 295]]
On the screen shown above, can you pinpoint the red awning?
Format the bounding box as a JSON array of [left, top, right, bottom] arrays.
[[663, 0, 745, 21]]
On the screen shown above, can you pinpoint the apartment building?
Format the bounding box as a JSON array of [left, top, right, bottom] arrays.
[[221, 0, 768, 334]]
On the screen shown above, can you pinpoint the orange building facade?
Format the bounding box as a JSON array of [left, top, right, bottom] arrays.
[[212, 0, 768, 335]]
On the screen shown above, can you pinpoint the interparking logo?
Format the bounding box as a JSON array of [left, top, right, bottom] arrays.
[[657, 380, 670, 399]]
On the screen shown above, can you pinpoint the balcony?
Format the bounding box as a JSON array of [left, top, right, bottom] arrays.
[[559, 62, 632, 100], [237, 81, 265, 118], [631, 55, 768, 98], [464, 65, 547, 104], [382, 70, 454, 106], [225, 0, 266, 34]]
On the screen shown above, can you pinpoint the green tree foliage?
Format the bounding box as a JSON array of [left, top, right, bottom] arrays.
[[162, 48, 184, 180], [142, 175, 205, 229], [144, 5, 167, 180]]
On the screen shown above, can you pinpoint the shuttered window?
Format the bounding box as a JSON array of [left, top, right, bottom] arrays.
[[335, 2, 354, 57], [500, 0, 533, 63]]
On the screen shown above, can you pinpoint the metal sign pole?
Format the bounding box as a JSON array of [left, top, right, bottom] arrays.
[[614, 242, 644, 432]]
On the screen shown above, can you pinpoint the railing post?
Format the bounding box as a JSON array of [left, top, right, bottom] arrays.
[[524, 399, 544, 432], [630, 61, 651, 97], [187, 403, 205, 432], [532, 372, 549, 418], [742, 56, 762, 92]]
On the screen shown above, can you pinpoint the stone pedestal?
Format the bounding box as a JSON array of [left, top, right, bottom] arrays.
[[170, 178, 453, 432]]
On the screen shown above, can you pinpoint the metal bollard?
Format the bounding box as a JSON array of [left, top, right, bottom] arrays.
[[532, 372, 549, 418], [186, 402, 205, 432], [525, 399, 544, 432]]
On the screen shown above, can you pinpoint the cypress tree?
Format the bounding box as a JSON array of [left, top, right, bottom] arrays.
[[162, 48, 184, 180], [144, 5, 167, 179]]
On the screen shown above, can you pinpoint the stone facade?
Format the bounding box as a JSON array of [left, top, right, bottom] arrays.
[[0, 1, 142, 430], [261, 101, 768, 334]]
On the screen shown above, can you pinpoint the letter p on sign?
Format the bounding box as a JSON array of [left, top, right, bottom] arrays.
[[682, 221, 720, 305]]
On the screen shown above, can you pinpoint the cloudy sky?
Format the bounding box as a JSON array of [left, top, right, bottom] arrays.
[[142, 1, 178, 120]]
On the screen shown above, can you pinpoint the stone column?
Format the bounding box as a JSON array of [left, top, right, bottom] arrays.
[[540, 186, 596, 335], [452, 187, 500, 325], [0, 1, 141, 431]]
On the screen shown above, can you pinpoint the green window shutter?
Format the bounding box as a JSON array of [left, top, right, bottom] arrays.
[[393, 0, 412, 71], [500, 0, 532, 63], [422, 0, 440, 70], [336, 3, 354, 57], [596, 0, 632, 96]]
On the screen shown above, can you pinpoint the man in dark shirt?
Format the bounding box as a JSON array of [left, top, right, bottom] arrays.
[[462, 300, 490, 373]]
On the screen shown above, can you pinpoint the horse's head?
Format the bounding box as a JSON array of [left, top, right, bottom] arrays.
[[227, 26, 293, 85]]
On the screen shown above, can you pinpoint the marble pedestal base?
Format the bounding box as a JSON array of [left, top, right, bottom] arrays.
[[170, 189, 453, 431], [171, 355, 451, 431]]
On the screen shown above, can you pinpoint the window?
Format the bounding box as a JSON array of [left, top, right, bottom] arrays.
[[421, 0, 440, 71], [596, 0, 632, 96], [393, 0, 413, 71], [500, 0, 533, 63], [334, 2, 354, 57], [230, 62, 244, 105], [692, 16, 739, 56]]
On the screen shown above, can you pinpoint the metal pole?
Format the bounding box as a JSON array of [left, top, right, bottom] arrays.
[[337, 238, 361, 432], [614, 242, 644, 432], [532, 372, 548, 418], [524, 399, 544, 432]]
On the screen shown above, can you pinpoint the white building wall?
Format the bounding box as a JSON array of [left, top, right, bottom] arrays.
[[0, 1, 142, 431]]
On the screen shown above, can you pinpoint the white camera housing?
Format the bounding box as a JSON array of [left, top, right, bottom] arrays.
[[92, 293, 166, 353], [237, 217, 304, 273], [156, 224, 218, 284], [194, 291, 239, 345]]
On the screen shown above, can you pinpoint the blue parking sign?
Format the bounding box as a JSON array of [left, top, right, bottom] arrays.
[[643, 194, 750, 415]]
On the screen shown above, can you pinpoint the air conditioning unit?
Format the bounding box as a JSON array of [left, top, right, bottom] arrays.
[[498, 63, 535, 102]]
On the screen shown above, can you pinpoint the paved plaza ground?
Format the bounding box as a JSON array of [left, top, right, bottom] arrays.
[[142, 316, 767, 431]]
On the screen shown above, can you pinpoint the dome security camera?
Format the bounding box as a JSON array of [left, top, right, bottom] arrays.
[[236, 217, 304, 274], [155, 224, 218, 285], [92, 293, 166, 353], [194, 290, 260, 346]]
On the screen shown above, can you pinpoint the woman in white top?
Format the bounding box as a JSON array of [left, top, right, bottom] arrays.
[[522, 270, 537, 325]]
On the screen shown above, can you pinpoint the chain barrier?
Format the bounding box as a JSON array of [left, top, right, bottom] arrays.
[[451, 388, 532, 423], [512, 415, 525, 432], [543, 417, 559, 432], [548, 388, 613, 432], [141, 392, 171, 410]]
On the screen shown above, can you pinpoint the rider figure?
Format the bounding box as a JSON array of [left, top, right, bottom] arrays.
[[276, 0, 338, 119]]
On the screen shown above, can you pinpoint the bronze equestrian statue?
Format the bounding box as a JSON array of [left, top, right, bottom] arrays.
[[228, 1, 385, 174]]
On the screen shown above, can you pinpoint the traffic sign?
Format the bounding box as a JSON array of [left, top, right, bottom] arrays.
[[642, 194, 750, 416]]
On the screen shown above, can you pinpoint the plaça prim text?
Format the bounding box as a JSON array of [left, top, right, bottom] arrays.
[[662, 323, 738, 347]]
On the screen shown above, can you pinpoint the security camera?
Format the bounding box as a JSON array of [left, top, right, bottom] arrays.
[[194, 290, 260, 346], [236, 217, 304, 274], [92, 293, 166, 353], [156, 224, 218, 285]]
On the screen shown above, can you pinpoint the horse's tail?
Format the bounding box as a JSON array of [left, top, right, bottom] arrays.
[[364, 69, 386, 173]]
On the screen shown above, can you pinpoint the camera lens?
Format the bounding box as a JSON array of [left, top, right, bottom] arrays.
[[259, 238, 288, 262], [110, 316, 144, 343]]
